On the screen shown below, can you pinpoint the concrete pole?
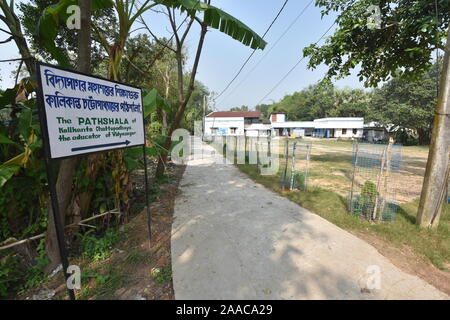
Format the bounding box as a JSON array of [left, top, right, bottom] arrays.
[[417, 26, 450, 228], [202, 95, 206, 141]]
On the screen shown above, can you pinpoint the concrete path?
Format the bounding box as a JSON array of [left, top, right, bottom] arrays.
[[171, 140, 448, 300]]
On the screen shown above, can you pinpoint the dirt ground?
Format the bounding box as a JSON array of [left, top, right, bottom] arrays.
[[352, 231, 450, 296], [21, 163, 185, 300], [92, 163, 186, 300]]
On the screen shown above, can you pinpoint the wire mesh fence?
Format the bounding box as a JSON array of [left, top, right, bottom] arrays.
[[279, 139, 312, 191], [210, 135, 442, 222], [348, 142, 403, 221]]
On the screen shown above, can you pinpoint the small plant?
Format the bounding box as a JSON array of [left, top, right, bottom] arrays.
[[125, 249, 151, 264], [18, 239, 49, 295], [150, 266, 172, 284], [0, 253, 21, 297], [79, 267, 123, 299], [77, 228, 122, 261], [293, 172, 306, 190], [359, 180, 378, 219]]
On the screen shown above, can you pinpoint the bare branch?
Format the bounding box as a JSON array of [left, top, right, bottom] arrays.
[[0, 35, 13, 44], [137, 15, 176, 53], [129, 26, 147, 34], [180, 17, 195, 45], [167, 6, 180, 46], [0, 27, 13, 35], [186, 23, 208, 96], [0, 57, 29, 62], [15, 59, 23, 86]]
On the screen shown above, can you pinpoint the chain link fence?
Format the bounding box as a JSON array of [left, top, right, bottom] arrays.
[[209, 134, 444, 222], [348, 142, 402, 221]]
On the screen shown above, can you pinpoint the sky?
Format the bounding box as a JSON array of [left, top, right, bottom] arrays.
[[0, 0, 365, 111]]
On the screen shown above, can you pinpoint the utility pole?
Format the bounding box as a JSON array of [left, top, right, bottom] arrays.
[[417, 26, 450, 228], [202, 95, 206, 141]]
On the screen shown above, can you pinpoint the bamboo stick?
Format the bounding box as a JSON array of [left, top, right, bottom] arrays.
[[0, 209, 119, 251]]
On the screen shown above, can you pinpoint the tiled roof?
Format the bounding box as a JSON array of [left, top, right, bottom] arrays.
[[207, 111, 262, 118]]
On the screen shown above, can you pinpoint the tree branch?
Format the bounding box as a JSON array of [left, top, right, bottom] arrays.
[[0, 57, 29, 62], [180, 17, 195, 45], [0, 27, 12, 35], [167, 6, 181, 47], [0, 35, 13, 44], [15, 59, 23, 86], [138, 15, 176, 53]]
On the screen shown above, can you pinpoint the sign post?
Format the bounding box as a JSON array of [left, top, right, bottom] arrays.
[[36, 62, 148, 299]]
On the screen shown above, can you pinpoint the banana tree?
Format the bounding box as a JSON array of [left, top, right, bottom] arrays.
[[151, 0, 267, 178]]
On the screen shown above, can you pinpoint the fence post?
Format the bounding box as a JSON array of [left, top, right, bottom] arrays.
[[304, 143, 311, 190], [373, 145, 389, 220], [282, 138, 290, 188], [256, 136, 260, 170], [290, 142, 297, 190], [349, 142, 359, 215], [379, 142, 394, 220]]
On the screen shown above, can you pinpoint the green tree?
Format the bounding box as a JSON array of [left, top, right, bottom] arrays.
[[371, 65, 439, 145], [266, 82, 372, 121], [303, 0, 450, 228], [229, 105, 249, 112], [19, 0, 116, 68], [255, 103, 271, 119], [330, 88, 372, 118]]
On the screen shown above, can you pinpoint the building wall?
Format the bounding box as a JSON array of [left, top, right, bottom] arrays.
[[271, 113, 286, 123], [292, 128, 305, 137], [204, 116, 364, 139], [245, 130, 271, 137], [335, 128, 363, 138], [204, 117, 245, 136], [314, 128, 363, 138]]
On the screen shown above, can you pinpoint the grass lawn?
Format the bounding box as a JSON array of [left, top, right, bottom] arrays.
[[273, 138, 430, 202], [237, 162, 450, 270]]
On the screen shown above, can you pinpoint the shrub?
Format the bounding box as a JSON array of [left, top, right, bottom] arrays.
[[78, 228, 122, 261]]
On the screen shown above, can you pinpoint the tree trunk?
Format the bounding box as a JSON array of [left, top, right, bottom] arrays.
[[155, 24, 207, 179], [416, 26, 450, 228], [45, 0, 91, 273], [417, 128, 430, 145]]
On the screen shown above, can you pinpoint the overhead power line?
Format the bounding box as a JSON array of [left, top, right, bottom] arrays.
[[255, 21, 337, 106], [217, 0, 314, 105], [214, 0, 290, 101]]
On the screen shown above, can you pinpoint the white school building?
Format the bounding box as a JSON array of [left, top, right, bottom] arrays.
[[204, 111, 365, 139]]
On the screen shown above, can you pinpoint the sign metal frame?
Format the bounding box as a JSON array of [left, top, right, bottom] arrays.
[[35, 61, 151, 300]]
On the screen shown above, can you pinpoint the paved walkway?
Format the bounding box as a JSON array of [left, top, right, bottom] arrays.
[[171, 140, 447, 300]]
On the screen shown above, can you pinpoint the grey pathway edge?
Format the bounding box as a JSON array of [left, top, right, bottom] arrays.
[[171, 139, 448, 300]]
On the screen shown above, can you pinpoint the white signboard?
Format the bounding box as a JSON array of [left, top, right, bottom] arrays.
[[37, 63, 145, 159]]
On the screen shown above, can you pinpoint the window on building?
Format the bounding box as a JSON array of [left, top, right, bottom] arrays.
[[211, 128, 218, 135], [342, 129, 347, 135], [353, 129, 358, 135], [230, 127, 237, 134]]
